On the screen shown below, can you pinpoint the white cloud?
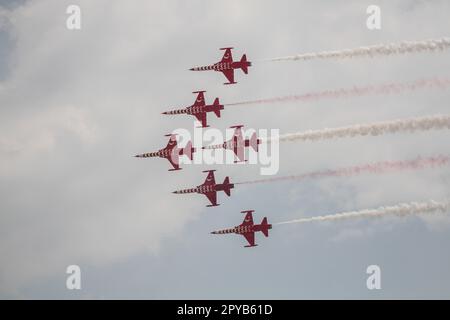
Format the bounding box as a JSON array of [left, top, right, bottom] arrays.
[[0, 0, 204, 293]]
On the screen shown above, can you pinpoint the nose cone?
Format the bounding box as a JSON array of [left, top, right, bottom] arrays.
[[162, 111, 168, 115], [189, 68, 195, 71], [135, 153, 151, 158]]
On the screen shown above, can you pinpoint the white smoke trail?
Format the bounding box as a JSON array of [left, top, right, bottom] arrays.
[[275, 200, 450, 225], [226, 77, 450, 107], [236, 155, 450, 185], [270, 115, 450, 143], [268, 37, 450, 62]]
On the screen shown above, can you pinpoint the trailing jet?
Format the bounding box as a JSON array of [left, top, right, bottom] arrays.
[[134, 134, 195, 171], [190, 47, 251, 85], [162, 91, 224, 128], [173, 170, 234, 207], [211, 210, 272, 248], [203, 125, 261, 162]]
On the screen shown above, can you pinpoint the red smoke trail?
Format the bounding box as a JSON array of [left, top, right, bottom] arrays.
[[226, 77, 450, 107], [236, 155, 450, 185]]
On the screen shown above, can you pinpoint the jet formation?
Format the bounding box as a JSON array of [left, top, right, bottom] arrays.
[[135, 47, 270, 247]]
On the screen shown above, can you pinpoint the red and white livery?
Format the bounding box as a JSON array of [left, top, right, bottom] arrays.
[[211, 210, 272, 247], [203, 125, 261, 163], [135, 134, 195, 171], [162, 91, 224, 128], [190, 47, 252, 85], [173, 170, 234, 207]]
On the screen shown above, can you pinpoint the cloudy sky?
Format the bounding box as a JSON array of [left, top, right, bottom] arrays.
[[0, 0, 449, 299]]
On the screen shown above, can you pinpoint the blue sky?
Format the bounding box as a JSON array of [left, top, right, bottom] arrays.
[[0, 0, 449, 299]]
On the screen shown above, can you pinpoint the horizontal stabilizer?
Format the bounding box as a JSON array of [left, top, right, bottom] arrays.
[[249, 132, 260, 152], [213, 98, 222, 117], [240, 54, 249, 74], [261, 217, 270, 237], [182, 141, 195, 160], [222, 177, 232, 196]]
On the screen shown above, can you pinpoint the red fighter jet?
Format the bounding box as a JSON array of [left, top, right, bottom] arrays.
[[190, 47, 251, 85], [162, 91, 224, 128], [211, 210, 272, 248], [172, 170, 234, 207], [134, 134, 195, 171], [203, 125, 261, 163]]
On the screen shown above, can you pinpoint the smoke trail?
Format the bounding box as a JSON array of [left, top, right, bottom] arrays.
[[226, 77, 450, 107], [275, 200, 450, 225], [268, 37, 450, 62], [269, 115, 450, 143], [236, 155, 450, 185]]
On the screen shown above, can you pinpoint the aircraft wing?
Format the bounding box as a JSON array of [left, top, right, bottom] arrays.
[[204, 191, 217, 206], [203, 170, 216, 185], [221, 69, 235, 84], [242, 232, 256, 247], [233, 144, 245, 162], [230, 127, 245, 161], [220, 48, 233, 63], [165, 134, 178, 150], [241, 211, 254, 226], [194, 112, 207, 128], [166, 151, 180, 170], [193, 91, 205, 106], [232, 126, 243, 139]]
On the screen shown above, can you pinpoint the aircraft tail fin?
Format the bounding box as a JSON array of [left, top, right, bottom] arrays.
[[249, 132, 260, 152], [261, 217, 270, 237], [222, 177, 232, 196], [240, 54, 249, 74], [182, 141, 195, 160], [213, 98, 222, 118]]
